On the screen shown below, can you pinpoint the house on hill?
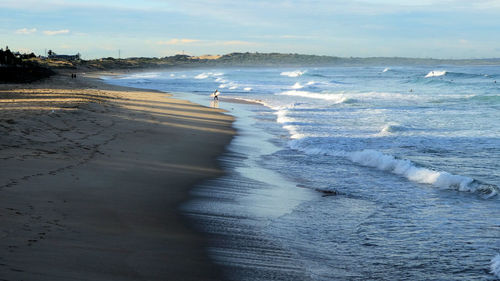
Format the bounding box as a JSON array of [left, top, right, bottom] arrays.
[[48, 51, 81, 61]]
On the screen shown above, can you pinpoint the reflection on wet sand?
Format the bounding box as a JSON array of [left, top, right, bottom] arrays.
[[210, 100, 219, 108]]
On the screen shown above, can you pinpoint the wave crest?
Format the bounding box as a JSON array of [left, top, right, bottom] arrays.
[[195, 72, 224, 79], [425, 70, 447, 78], [380, 124, 409, 135], [291, 82, 304, 89], [281, 70, 306, 77], [195, 73, 209, 79], [289, 141, 498, 197]]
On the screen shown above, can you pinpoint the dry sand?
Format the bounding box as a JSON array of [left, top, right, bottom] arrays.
[[0, 73, 234, 280]]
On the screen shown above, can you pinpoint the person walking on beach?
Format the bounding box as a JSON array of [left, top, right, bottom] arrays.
[[212, 89, 219, 100]]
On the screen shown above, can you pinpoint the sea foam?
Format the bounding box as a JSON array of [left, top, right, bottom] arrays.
[[195, 73, 210, 79], [278, 90, 351, 104], [278, 90, 426, 104], [119, 72, 160, 79], [274, 107, 306, 139]]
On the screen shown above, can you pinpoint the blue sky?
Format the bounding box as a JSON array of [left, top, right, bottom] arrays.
[[2, 0, 500, 59]]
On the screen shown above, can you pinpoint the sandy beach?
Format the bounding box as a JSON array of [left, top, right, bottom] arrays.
[[0, 72, 234, 280]]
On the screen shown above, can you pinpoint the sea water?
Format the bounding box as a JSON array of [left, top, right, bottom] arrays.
[[105, 65, 500, 280]]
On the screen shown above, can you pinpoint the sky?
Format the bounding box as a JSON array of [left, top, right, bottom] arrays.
[[2, 0, 500, 59]]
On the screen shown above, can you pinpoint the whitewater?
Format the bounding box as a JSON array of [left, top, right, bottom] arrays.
[[105, 65, 500, 280]]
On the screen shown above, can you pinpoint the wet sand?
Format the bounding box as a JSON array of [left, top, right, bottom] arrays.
[[0, 73, 234, 280]]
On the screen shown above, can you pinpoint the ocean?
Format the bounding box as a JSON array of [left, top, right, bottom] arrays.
[[104, 65, 500, 280]]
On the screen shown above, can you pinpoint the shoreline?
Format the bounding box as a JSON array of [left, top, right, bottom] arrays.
[[0, 72, 235, 280]]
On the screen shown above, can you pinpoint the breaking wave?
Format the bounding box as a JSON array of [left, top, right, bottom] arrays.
[[379, 124, 410, 135], [425, 70, 447, 78], [289, 140, 499, 198], [195, 72, 224, 79], [195, 73, 209, 79], [289, 81, 316, 90], [423, 70, 490, 79], [281, 70, 306, 77], [291, 82, 304, 89], [119, 72, 160, 80]]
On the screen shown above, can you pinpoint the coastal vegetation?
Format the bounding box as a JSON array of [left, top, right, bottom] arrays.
[[0, 47, 54, 83]]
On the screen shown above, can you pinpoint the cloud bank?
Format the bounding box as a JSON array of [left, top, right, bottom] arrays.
[[43, 29, 70, 35]]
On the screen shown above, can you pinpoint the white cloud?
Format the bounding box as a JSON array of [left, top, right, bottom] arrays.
[[157, 38, 200, 45], [15, 27, 37, 34], [43, 29, 70, 35]]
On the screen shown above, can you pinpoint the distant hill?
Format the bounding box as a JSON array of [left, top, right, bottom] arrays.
[[209, 52, 500, 66], [3, 50, 500, 83], [84, 53, 500, 68], [33, 52, 500, 71]]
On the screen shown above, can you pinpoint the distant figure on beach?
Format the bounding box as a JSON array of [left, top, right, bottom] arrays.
[[212, 89, 219, 100]]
